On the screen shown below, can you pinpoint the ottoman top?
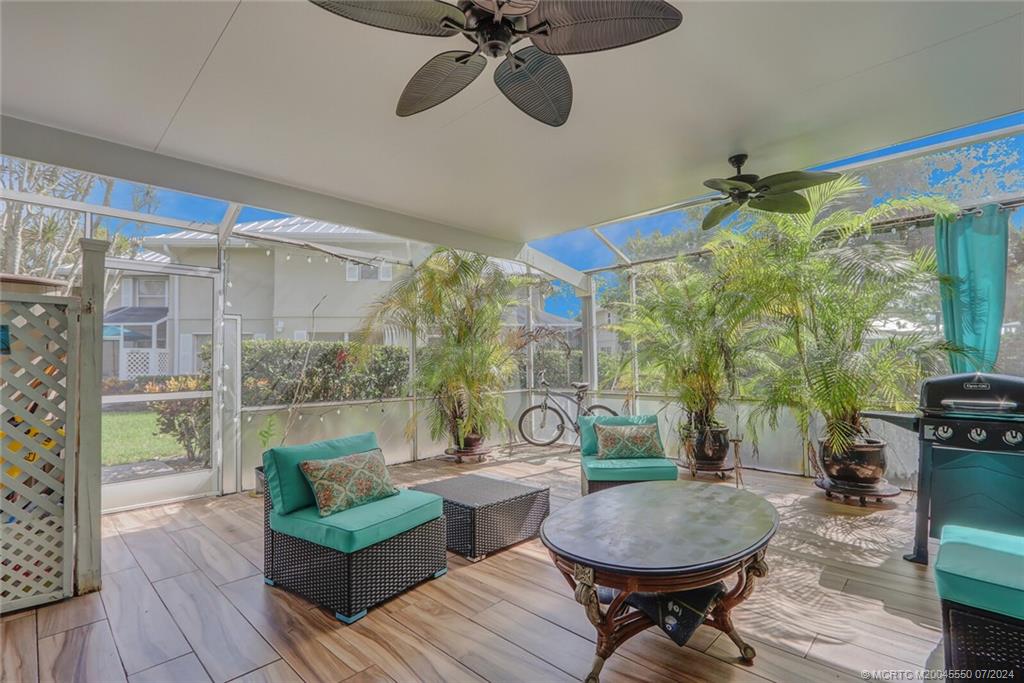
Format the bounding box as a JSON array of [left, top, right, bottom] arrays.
[[412, 474, 548, 508]]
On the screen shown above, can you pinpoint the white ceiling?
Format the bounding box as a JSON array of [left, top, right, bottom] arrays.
[[3, 1, 1022, 244]]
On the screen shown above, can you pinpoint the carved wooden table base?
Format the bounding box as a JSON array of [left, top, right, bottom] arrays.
[[551, 550, 770, 683]]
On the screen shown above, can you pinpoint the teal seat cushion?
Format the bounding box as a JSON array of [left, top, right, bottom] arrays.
[[270, 489, 443, 554], [935, 524, 1024, 622], [263, 432, 379, 514], [578, 414, 659, 457], [581, 455, 679, 482]]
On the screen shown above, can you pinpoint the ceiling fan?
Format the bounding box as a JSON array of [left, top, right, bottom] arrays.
[[701, 154, 840, 230], [309, 0, 682, 126]]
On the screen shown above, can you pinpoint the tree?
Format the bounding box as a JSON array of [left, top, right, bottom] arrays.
[[710, 176, 961, 465], [360, 249, 548, 449], [1, 157, 157, 298]]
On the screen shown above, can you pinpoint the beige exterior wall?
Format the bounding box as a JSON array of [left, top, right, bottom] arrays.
[[267, 243, 410, 340], [104, 238, 414, 376]]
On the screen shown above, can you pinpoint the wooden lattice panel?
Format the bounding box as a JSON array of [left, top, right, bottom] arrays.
[[1, 295, 79, 611]]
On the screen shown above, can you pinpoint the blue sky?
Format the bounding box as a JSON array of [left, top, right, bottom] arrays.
[[85, 111, 1024, 318], [86, 181, 285, 236]]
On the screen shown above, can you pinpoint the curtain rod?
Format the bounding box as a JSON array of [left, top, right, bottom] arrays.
[[583, 195, 1024, 275]]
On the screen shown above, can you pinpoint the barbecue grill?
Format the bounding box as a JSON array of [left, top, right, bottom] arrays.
[[865, 372, 1024, 565]]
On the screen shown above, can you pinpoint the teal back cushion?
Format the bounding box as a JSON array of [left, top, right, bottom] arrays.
[[578, 414, 658, 457], [263, 432, 379, 514]]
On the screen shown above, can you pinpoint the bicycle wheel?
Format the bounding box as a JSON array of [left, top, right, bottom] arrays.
[[584, 404, 618, 418], [518, 405, 566, 446]]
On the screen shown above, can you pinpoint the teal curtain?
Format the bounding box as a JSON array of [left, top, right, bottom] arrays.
[[935, 204, 1009, 373]]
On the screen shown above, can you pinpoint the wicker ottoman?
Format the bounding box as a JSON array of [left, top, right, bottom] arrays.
[[412, 474, 549, 560]]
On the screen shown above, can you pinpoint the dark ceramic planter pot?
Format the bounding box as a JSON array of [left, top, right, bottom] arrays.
[[457, 433, 486, 453], [447, 433, 490, 462], [819, 438, 887, 485], [692, 426, 730, 466]]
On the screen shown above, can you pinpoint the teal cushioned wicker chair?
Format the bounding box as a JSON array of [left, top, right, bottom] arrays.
[[934, 524, 1024, 673], [258, 433, 447, 624], [577, 415, 679, 495]]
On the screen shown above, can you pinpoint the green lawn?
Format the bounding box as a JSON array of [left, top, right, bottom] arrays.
[[101, 410, 183, 466]]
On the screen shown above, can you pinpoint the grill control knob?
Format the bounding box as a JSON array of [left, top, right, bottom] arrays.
[[935, 425, 954, 440], [1004, 430, 1023, 446], [968, 427, 987, 443]]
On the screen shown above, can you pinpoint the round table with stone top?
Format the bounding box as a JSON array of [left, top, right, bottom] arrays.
[[540, 480, 779, 682]]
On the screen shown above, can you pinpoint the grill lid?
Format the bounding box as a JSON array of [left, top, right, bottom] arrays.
[[919, 372, 1024, 416]]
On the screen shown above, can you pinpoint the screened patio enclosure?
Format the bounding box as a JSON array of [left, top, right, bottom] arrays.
[[3, 0, 1024, 517], [3, 112, 1023, 513]]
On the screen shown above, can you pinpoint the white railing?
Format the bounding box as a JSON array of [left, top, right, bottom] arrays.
[[119, 348, 170, 379]]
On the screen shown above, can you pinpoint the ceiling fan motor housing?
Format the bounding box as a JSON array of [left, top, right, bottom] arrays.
[[474, 15, 516, 58]]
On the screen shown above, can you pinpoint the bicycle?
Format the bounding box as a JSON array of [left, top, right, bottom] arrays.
[[517, 370, 618, 447]]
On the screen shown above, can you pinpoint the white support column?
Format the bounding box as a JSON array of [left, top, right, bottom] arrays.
[[525, 286, 536, 393], [582, 279, 599, 399], [628, 270, 639, 415], [76, 237, 108, 594], [408, 322, 418, 461]]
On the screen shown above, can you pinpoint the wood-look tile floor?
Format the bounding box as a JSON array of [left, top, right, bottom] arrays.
[[2, 446, 946, 683]]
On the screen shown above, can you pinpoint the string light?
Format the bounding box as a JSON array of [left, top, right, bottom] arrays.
[[246, 415, 253, 423], [306, 255, 312, 264], [266, 249, 271, 256], [286, 253, 291, 261], [226, 281, 233, 288]]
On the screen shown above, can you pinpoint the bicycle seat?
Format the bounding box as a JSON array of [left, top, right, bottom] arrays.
[[571, 382, 590, 391]]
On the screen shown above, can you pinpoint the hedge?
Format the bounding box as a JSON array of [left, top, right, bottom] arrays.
[[220, 339, 408, 406]]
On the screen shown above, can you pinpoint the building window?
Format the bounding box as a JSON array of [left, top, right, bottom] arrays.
[[346, 252, 393, 282], [136, 278, 167, 307], [193, 334, 212, 371]]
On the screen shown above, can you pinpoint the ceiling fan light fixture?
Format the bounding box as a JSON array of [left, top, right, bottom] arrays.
[[700, 154, 841, 230], [309, 0, 682, 126]]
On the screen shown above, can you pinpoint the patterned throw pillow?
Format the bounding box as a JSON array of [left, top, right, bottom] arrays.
[[299, 448, 399, 517], [594, 423, 666, 460]]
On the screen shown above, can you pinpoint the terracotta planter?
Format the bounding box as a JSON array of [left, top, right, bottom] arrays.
[[692, 426, 730, 466], [819, 438, 887, 486]]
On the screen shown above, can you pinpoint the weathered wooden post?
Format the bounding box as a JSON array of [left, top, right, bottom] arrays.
[[76, 237, 108, 593]]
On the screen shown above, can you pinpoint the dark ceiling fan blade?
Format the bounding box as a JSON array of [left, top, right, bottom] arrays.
[[494, 46, 572, 127], [703, 177, 754, 195], [756, 170, 841, 195], [748, 192, 810, 214], [397, 51, 486, 116], [309, 0, 465, 37], [526, 0, 682, 55], [472, 0, 539, 18], [701, 201, 741, 230]]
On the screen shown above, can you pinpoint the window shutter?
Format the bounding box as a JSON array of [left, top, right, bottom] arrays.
[[121, 278, 133, 307], [346, 261, 360, 282]]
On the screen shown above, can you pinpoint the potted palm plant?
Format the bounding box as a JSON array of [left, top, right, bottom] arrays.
[[711, 176, 959, 498], [614, 259, 753, 469], [361, 249, 540, 461]]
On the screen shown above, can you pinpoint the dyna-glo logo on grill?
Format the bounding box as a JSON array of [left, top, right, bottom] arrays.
[[964, 382, 991, 390]]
